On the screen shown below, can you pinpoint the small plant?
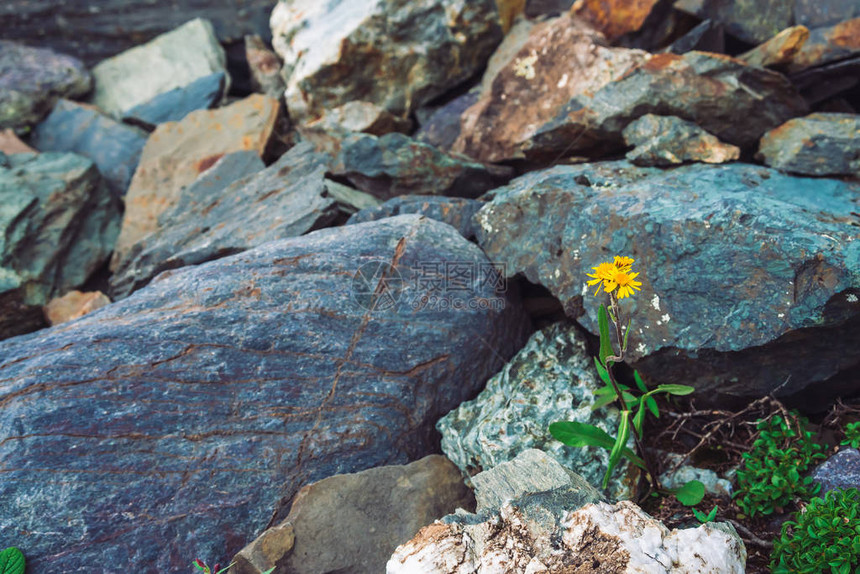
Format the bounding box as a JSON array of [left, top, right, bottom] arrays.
[[692, 505, 718, 523], [733, 412, 826, 518], [549, 256, 696, 501], [842, 421, 860, 449], [771, 488, 860, 574], [0, 547, 25, 574]]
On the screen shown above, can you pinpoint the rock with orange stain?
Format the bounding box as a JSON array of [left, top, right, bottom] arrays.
[[110, 94, 280, 271], [570, 0, 663, 41], [245, 35, 285, 101], [270, 0, 503, 126], [788, 17, 860, 72], [739, 25, 810, 68], [43, 290, 111, 326], [795, 0, 860, 29], [674, 0, 793, 44], [453, 14, 649, 163], [0, 129, 36, 155], [623, 114, 740, 166], [757, 112, 860, 176]]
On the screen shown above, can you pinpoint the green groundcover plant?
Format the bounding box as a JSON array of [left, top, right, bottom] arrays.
[[0, 547, 25, 574], [771, 488, 860, 574], [842, 421, 860, 449]]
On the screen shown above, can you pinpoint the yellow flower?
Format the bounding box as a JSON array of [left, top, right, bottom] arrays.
[[585, 256, 641, 298]]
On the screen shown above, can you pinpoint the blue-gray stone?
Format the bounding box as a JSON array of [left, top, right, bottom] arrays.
[[122, 72, 227, 129], [30, 99, 148, 198], [0, 214, 530, 572], [475, 161, 860, 406], [347, 196, 484, 240], [812, 448, 860, 495]]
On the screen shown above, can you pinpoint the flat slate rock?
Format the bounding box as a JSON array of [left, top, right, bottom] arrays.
[[788, 18, 860, 72], [623, 114, 740, 167], [474, 161, 860, 407], [0, 0, 275, 67], [812, 448, 860, 495], [30, 99, 148, 198], [111, 94, 280, 270], [347, 196, 484, 240], [757, 112, 860, 176], [0, 152, 120, 340], [90, 18, 228, 119], [123, 72, 227, 129], [271, 0, 503, 124], [0, 41, 91, 132], [110, 143, 340, 299], [794, 0, 860, 29], [0, 214, 530, 572], [674, 0, 793, 44]]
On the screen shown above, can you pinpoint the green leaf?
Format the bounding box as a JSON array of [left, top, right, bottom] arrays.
[[675, 480, 706, 506], [633, 400, 646, 435], [633, 370, 647, 393], [549, 421, 645, 469], [622, 321, 631, 354], [590, 393, 617, 411], [215, 562, 236, 574], [656, 384, 695, 396], [593, 357, 612, 385], [605, 411, 631, 489], [645, 395, 659, 418], [598, 304, 614, 366], [261, 569, 276, 574], [0, 548, 25, 574]]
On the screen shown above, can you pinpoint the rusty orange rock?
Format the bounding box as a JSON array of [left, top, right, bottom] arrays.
[[570, 0, 662, 41], [44, 290, 111, 326], [739, 26, 810, 68]]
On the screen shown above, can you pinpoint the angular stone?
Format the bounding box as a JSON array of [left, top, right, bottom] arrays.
[[90, 19, 228, 118], [30, 100, 148, 198], [348, 196, 483, 240], [306, 101, 413, 136], [571, 0, 663, 41], [111, 94, 280, 270], [474, 162, 860, 406], [525, 0, 575, 17], [110, 144, 341, 298], [524, 51, 808, 162], [453, 15, 649, 163], [812, 448, 860, 495], [323, 179, 383, 215], [122, 72, 226, 129], [623, 114, 740, 166], [332, 133, 512, 200], [388, 498, 746, 573], [414, 91, 480, 152], [0, 1, 276, 68], [757, 113, 860, 176], [232, 455, 475, 574], [271, 0, 503, 124], [439, 323, 637, 501], [674, 0, 793, 44], [43, 290, 111, 326], [0, 41, 91, 132], [739, 25, 810, 68], [0, 129, 36, 155], [666, 19, 725, 54], [794, 0, 860, 29], [0, 214, 531, 572], [788, 18, 860, 72], [245, 35, 286, 101], [0, 152, 120, 340]]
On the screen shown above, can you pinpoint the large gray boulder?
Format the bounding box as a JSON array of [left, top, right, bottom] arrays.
[[0, 152, 120, 340], [0, 214, 530, 572], [475, 161, 860, 407], [270, 0, 503, 126]]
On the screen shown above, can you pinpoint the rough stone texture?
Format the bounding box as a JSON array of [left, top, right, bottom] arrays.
[[0, 152, 120, 341], [110, 143, 341, 299], [111, 94, 280, 270], [812, 448, 860, 495], [469, 449, 605, 512], [90, 19, 228, 119], [739, 25, 810, 68], [571, 0, 663, 40], [43, 290, 111, 326], [439, 323, 637, 501], [453, 15, 649, 163], [525, 0, 574, 16], [0, 214, 531, 573], [794, 0, 860, 29], [757, 113, 860, 176], [323, 179, 383, 216], [0, 129, 35, 155], [305, 101, 413, 136], [122, 72, 226, 129], [387, 498, 746, 573], [245, 35, 286, 101], [622, 114, 740, 167], [332, 133, 512, 201], [788, 18, 860, 72], [523, 51, 808, 163], [673, 0, 793, 44], [0, 1, 276, 68], [479, 17, 535, 96], [348, 196, 484, 240], [0, 41, 91, 132], [30, 99, 148, 198], [659, 462, 733, 498], [666, 19, 725, 55], [475, 161, 860, 406], [270, 0, 503, 125], [232, 455, 475, 574], [414, 91, 480, 152]]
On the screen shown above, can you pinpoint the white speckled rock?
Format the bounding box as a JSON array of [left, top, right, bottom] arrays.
[[437, 322, 638, 500]]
